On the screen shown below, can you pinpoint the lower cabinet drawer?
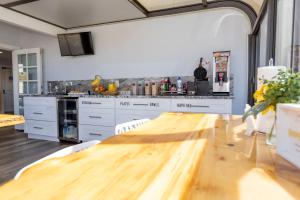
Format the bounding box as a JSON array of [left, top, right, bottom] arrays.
[[79, 108, 115, 126], [116, 110, 162, 124], [24, 105, 57, 122], [79, 125, 115, 142], [25, 120, 58, 138]]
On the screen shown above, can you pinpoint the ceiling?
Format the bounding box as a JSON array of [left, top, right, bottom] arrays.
[[0, 0, 147, 28], [0, 0, 263, 29]]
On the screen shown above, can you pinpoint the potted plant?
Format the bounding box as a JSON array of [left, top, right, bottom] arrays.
[[243, 70, 300, 145]]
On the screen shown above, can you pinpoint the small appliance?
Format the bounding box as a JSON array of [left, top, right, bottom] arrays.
[[194, 57, 209, 95], [212, 51, 231, 95], [57, 97, 80, 143]]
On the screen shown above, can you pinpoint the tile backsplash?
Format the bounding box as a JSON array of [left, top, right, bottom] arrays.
[[47, 75, 233, 95]]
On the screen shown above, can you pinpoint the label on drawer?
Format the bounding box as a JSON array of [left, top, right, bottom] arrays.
[[79, 98, 115, 109], [116, 98, 170, 111], [171, 99, 232, 114]]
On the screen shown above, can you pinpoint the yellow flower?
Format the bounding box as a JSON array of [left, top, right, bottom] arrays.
[[253, 85, 269, 102], [262, 85, 269, 94], [254, 85, 265, 102], [262, 105, 275, 115]]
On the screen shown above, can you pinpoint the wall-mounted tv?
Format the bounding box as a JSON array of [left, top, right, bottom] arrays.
[[58, 32, 94, 56]]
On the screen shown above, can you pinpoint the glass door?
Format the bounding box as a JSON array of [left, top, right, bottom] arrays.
[[58, 98, 79, 143], [13, 48, 42, 130]]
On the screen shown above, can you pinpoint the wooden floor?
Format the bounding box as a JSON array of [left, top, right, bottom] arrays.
[[0, 127, 69, 185]]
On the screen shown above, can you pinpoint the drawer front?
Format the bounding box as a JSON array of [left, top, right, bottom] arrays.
[[24, 105, 57, 122], [116, 98, 170, 111], [171, 99, 232, 114], [79, 125, 114, 142], [79, 108, 115, 126], [116, 110, 161, 124], [24, 97, 56, 107], [25, 120, 58, 137], [79, 98, 115, 109]]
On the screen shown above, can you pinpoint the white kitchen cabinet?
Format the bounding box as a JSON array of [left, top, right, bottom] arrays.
[[24, 106, 57, 122], [24, 97, 58, 141], [79, 108, 115, 126], [78, 98, 115, 142], [171, 99, 232, 114], [25, 120, 58, 141], [79, 125, 115, 142], [116, 98, 170, 111], [116, 110, 163, 124], [115, 98, 171, 124], [23, 96, 232, 142], [79, 98, 114, 109]]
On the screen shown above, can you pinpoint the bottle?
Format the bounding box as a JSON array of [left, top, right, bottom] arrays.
[[131, 83, 138, 95], [177, 77, 183, 93], [164, 78, 170, 91], [152, 82, 159, 96], [145, 82, 151, 96], [137, 81, 145, 95]]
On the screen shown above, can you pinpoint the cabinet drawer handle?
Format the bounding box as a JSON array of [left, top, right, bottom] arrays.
[[33, 112, 43, 115], [82, 101, 102, 105], [191, 105, 210, 108], [89, 132, 102, 136], [133, 104, 148, 106], [88, 116, 102, 119], [33, 127, 43, 130]]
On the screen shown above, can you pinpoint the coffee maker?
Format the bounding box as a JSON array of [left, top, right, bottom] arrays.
[[212, 51, 230, 95]]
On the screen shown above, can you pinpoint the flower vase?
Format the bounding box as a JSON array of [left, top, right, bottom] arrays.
[[256, 111, 276, 146], [266, 123, 276, 146]]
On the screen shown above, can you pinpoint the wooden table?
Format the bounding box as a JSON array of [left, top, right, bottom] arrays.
[[0, 114, 24, 128], [0, 113, 299, 200]]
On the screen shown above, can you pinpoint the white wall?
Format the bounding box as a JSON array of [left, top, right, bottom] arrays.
[[0, 8, 251, 114]]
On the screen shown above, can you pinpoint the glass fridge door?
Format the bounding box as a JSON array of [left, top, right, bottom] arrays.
[[58, 98, 79, 142]]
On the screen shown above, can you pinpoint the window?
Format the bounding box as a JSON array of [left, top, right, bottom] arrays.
[[259, 10, 269, 66], [275, 0, 294, 69]]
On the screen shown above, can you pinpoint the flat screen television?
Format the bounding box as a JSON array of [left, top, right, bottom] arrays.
[[58, 32, 94, 56]]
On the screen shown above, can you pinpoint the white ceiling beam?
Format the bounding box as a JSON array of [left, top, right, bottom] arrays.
[[0, 6, 66, 36]]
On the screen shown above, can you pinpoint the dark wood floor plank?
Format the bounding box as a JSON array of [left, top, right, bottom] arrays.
[[0, 128, 70, 185]]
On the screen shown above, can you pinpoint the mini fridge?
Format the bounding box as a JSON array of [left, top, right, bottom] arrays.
[[57, 97, 80, 143]]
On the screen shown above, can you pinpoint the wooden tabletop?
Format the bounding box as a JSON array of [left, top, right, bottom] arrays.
[[0, 113, 299, 200], [0, 114, 24, 128]]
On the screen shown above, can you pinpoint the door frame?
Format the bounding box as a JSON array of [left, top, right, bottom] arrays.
[[247, 0, 277, 105], [12, 48, 43, 114], [0, 43, 20, 114]]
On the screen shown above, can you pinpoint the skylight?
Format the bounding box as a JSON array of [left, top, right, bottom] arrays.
[[137, 0, 203, 11], [137, 0, 264, 14]]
